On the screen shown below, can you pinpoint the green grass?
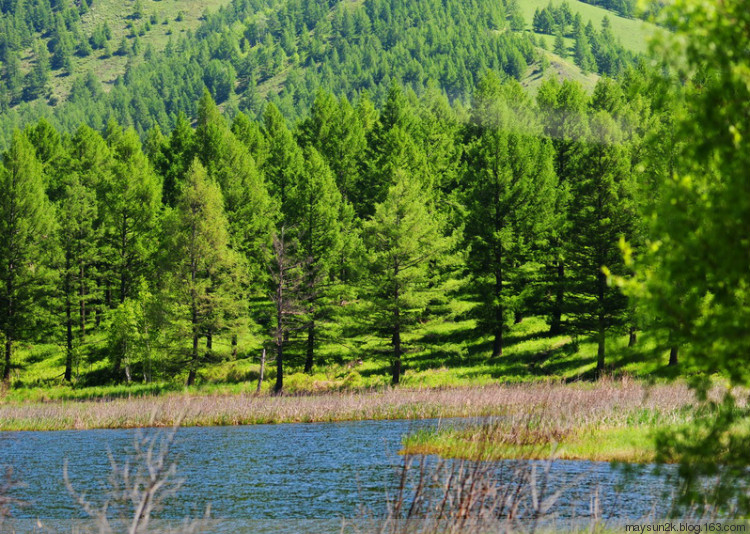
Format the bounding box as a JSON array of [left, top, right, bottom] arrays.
[[45, 0, 234, 101], [517, 0, 661, 54], [4, 308, 687, 404], [404, 424, 662, 463]]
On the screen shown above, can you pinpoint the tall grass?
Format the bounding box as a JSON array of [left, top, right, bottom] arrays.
[[0, 378, 696, 432]]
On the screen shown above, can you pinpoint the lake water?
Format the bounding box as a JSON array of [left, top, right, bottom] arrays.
[[1, 418, 674, 532]]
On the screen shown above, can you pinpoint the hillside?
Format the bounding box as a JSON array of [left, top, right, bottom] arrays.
[[0, 0, 647, 145]]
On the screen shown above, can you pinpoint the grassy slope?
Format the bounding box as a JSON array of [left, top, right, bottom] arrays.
[[43, 0, 234, 102], [518, 0, 658, 54], [28, 0, 657, 106]]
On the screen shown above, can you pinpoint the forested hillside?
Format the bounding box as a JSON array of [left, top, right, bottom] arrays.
[[0, 0, 650, 146], [0, 54, 680, 393]]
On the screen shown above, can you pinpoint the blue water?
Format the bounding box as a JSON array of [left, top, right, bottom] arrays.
[[0, 419, 674, 532]]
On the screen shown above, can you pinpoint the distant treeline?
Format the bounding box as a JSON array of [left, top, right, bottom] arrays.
[[0, 65, 682, 391]]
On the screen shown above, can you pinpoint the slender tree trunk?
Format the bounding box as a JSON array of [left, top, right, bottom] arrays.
[[274, 270, 284, 394], [304, 320, 315, 374], [65, 287, 73, 382], [3, 337, 11, 382], [668, 345, 679, 367], [4, 278, 14, 382], [206, 331, 213, 351], [550, 261, 564, 335], [628, 326, 637, 348], [392, 264, 401, 386], [79, 262, 86, 343], [187, 332, 198, 386], [120, 213, 128, 304], [492, 260, 503, 358], [65, 252, 73, 382], [257, 348, 266, 393], [187, 230, 198, 387], [596, 273, 606, 376]]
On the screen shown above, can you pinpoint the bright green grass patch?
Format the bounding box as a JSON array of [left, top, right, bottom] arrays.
[[48, 0, 234, 101], [403, 424, 662, 463], [4, 310, 686, 403], [517, 0, 661, 54]]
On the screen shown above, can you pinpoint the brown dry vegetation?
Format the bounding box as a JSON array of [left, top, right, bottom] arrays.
[[0, 378, 696, 432]]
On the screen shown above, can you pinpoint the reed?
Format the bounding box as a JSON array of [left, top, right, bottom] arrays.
[[0, 378, 696, 433]]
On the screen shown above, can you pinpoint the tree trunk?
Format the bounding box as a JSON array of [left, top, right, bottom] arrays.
[[304, 321, 315, 374], [257, 348, 266, 393], [65, 253, 73, 383], [628, 327, 637, 348], [3, 337, 11, 382], [274, 273, 284, 394], [492, 247, 503, 358], [596, 272, 606, 376], [668, 345, 679, 367], [65, 290, 73, 382], [187, 332, 198, 387], [550, 261, 564, 335], [79, 262, 86, 343], [392, 272, 401, 386]]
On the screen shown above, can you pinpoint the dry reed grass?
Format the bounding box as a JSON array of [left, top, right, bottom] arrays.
[[0, 378, 697, 432]]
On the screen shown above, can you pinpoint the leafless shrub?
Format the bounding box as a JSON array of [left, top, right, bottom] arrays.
[[64, 420, 210, 534], [348, 448, 591, 534], [0, 466, 27, 530]]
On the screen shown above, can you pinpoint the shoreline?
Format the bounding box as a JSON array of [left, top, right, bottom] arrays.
[[0, 380, 694, 435]]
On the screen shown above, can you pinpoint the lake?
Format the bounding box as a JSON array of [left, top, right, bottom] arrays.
[[1, 418, 674, 532]]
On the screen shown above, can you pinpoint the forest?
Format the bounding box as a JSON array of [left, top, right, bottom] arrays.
[[0, 0, 734, 398], [0, 63, 679, 393]]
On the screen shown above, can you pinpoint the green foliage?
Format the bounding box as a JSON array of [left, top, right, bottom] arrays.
[[0, 131, 56, 380], [363, 170, 452, 385]]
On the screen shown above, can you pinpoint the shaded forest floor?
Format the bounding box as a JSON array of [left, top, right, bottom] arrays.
[[3, 314, 687, 405]]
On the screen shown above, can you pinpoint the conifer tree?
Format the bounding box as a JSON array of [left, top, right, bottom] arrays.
[[536, 79, 589, 335], [196, 92, 276, 286], [363, 170, 450, 385], [261, 103, 303, 216], [567, 112, 636, 374], [464, 75, 559, 358], [57, 175, 98, 382], [166, 160, 243, 386], [288, 147, 343, 373], [0, 131, 55, 381], [103, 126, 161, 305]]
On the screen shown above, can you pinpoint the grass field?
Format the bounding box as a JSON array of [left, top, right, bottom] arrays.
[[46, 0, 234, 101], [0, 377, 695, 432], [517, 0, 660, 54], [402, 379, 698, 463], [3, 311, 687, 404]]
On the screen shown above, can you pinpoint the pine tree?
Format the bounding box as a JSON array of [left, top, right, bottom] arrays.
[[56, 175, 98, 382], [261, 103, 303, 216], [288, 147, 343, 373], [166, 160, 243, 386], [573, 29, 596, 74], [567, 111, 636, 375], [363, 170, 450, 385], [536, 79, 588, 335], [553, 28, 567, 58], [0, 131, 56, 381], [464, 75, 560, 358], [195, 92, 277, 285]]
